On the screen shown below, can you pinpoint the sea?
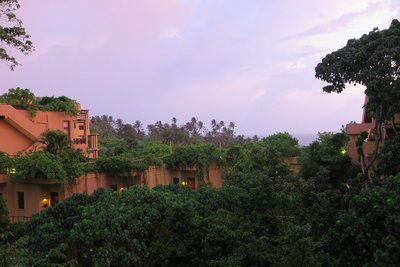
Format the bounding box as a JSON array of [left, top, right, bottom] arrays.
[[252, 133, 319, 147], [293, 133, 319, 146]]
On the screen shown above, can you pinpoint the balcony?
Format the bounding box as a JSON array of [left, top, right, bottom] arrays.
[[73, 137, 86, 144], [78, 110, 88, 120], [8, 216, 31, 223], [0, 174, 9, 184]]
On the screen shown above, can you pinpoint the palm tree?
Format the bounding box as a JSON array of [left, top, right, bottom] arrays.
[[39, 130, 71, 155]]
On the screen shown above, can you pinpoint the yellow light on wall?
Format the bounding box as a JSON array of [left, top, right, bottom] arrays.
[[181, 181, 188, 186], [42, 198, 48, 202]]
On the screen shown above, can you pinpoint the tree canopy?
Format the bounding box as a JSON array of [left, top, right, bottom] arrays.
[[315, 19, 400, 124], [39, 130, 71, 155], [315, 19, 400, 174], [0, 87, 37, 116], [0, 88, 79, 117], [0, 0, 33, 70]]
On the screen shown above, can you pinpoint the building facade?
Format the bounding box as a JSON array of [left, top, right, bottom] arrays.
[[0, 103, 99, 158], [346, 97, 400, 165], [0, 103, 99, 221], [0, 166, 225, 222], [0, 102, 300, 221]]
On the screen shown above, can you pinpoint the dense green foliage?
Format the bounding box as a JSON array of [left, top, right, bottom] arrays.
[[0, 136, 318, 266], [315, 19, 400, 123], [315, 19, 400, 173], [12, 151, 67, 182], [323, 174, 400, 266], [96, 155, 147, 176], [2, 126, 400, 266], [91, 115, 245, 149], [38, 96, 79, 116], [375, 134, 400, 177], [261, 132, 301, 157], [164, 144, 222, 170], [300, 132, 356, 190], [0, 194, 8, 226], [5, 131, 85, 183], [0, 87, 38, 116], [2, 17, 400, 267], [39, 130, 72, 155], [0, 88, 78, 116], [0, 151, 12, 168]]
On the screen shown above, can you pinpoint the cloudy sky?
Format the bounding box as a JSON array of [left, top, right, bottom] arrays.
[[1, 0, 399, 136]]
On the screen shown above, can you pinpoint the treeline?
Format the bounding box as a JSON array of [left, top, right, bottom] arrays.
[[91, 115, 252, 149], [3, 131, 400, 266], [91, 115, 259, 178]]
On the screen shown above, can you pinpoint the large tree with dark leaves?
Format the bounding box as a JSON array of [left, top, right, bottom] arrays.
[[0, 0, 33, 70], [315, 19, 400, 173]]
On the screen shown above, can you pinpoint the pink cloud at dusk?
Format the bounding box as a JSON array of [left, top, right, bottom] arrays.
[[0, 0, 399, 136]]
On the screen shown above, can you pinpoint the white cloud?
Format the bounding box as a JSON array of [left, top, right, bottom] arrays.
[[158, 71, 267, 112], [287, 60, 306, 70], [160, 28, 181, 39]]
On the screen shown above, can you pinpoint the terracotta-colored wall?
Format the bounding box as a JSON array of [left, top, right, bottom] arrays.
[[0, 179, 61, 219], [63, 172, 144, 197], [0, 120, 33, 154], [0, 104, 97, 157], [64, 172, 104, 198], [346, 95, 400, 165], [144, 166, 172, 188], [206, 167, 224, 188], [1, 166, 226, 220]]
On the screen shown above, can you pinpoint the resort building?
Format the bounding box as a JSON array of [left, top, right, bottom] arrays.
[[0, 103, 99, 158], [0, 102, 225, 221], [346, 97, 400, 166], [0, 102, 98, 221], [0, 101, 298, 221]]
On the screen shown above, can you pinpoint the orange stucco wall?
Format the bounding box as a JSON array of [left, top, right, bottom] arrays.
[[0, 120, 33, 153], [0, 165, 227, 220], [0, 179, 61, 219], [0, 104, 98, 157], [0, 159, 300, 220], [346, 96, 400, 165]]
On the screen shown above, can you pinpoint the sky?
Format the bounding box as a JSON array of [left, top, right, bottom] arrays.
[[1, 0, 399, 136]]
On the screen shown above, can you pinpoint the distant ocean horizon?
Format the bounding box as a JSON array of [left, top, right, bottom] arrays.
[[292, 133, 319, 146], [250, 133, 319, 146]]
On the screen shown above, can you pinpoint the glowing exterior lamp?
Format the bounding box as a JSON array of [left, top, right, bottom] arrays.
[[181, 181, 188, 186]]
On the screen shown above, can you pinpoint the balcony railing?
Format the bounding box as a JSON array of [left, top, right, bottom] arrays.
[[73, 137, 86, 144], [8, 216, 31, 223]]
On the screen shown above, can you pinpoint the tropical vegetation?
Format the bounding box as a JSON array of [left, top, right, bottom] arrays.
[[1, 5, 400, 266]]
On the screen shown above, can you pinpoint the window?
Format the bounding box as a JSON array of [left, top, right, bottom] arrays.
[[132, 175, 141, 185], [187, 177, 196, 190], [51, 192, 59, 206], [173, 177, 180, 184], [63, 121, 70, 136], [110, 184, 117, 191], [363, 111, 372, 123], [79, 122, 85, 130], [18, 192, 24, 209]]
